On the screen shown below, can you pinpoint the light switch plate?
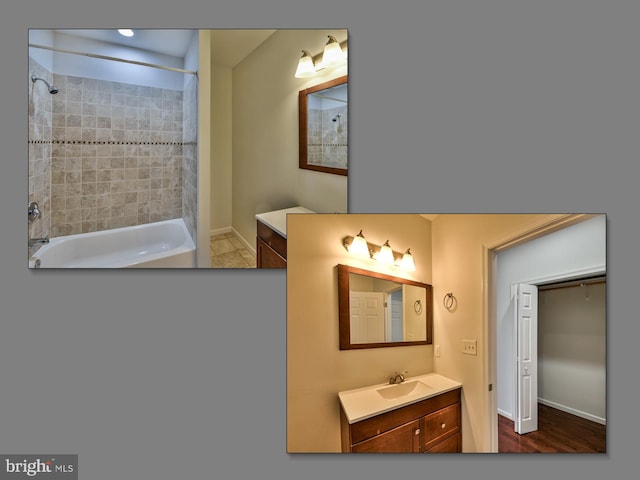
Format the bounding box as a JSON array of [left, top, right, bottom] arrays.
[[434, 344, 441, 357], [462, 339, 477, 355]]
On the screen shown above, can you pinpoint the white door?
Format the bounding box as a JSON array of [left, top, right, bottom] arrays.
[[350, 291, 385, 344], [515, 283, 538, 434]]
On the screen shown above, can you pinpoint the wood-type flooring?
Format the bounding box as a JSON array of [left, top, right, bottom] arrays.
[[498, 403, 606, 453]]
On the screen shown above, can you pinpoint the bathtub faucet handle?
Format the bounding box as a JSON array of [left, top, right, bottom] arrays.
[[28, 201, 41, 222]]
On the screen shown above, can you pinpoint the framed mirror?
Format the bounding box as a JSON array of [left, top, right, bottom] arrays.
[[337, 264, 433, 350], [299, 75, 348, 176]]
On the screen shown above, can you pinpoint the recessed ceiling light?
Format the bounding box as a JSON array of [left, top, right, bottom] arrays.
[[118, 29, 134, 37]]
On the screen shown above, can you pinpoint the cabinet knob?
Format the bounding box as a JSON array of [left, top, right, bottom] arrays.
[[415, 428, 420, 435], [441, 423, 446, 429]]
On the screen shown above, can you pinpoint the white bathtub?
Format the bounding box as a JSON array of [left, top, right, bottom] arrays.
[[30, 218, 196, 268]]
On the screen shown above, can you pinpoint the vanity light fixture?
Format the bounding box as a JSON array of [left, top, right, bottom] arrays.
[[294, 37, 348, 78], [320, 35, 346, 68], [294, 50, 316, 78], [376, 240, 395, 265], [345, 230, 370, 257], [400, 249, 416, 272], [118, 29, 135, 37], [342, 232, 417, 271]]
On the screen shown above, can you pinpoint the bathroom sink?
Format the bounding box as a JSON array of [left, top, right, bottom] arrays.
[[339, 373, 463, 424], [376, 380, 432, 400]]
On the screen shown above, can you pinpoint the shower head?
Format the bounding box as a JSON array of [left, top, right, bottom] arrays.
[[31, 74, 58, 94], [332, 114, 342, 122]]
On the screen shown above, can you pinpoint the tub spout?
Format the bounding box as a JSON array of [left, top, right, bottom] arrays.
[[29, 237, 49, 247]]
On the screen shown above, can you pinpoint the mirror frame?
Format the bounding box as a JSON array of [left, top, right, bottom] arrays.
[[337, 264, 433, 350], [299, 75, 348, 176]]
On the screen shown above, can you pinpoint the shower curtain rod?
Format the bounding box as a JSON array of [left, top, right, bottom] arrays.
[[29, 43, 198, 76]]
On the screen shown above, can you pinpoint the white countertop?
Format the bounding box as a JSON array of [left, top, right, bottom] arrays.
[[338, 373, 462, 424], [255, 206, 315, 238]]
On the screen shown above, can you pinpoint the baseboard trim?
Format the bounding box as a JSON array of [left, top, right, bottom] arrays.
[[210, 226, 256, 257], [210, 227, 232, 236], [497, 408, 512, 420], [538, 397, 606, 425], [233, 227, 256, 256]]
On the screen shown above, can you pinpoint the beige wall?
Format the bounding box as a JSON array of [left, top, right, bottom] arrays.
[[210, 62, 232, 232], [196, 31, 211, 267], [288, 213, 585, 453], [232, 30, 348, 247], [538, 282, 606, 422], [430, 214, 565, 452], [287, 214, 432, 452]]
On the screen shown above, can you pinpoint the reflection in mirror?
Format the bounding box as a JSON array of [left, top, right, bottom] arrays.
[[338, 264, 432, 350], [299, 75, 348, 176]]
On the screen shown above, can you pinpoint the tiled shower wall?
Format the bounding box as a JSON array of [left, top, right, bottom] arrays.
[[29, 57, 193, 239], [182, 74, 198, 243], [28, 58, 52, 244], [307, 105, 348, 169]]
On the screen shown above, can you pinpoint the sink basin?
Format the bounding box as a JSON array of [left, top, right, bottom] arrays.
[[339, 373, 463, 424], [376, 380, 432, 400]]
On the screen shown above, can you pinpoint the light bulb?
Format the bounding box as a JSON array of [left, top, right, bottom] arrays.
[[295, 50, 316, 78], [400, 249, 416, 272], [320, 35, 345, 68], [377, 240, 395, 265], [348, 230, 370, 257]]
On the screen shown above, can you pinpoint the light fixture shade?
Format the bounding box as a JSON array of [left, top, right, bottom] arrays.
[[118, 29, 134, 37], [295, 50, 316, 78], [348, 230, 370, 257], [400, 249, 416, 272], [320, 35, 345, 68], [377, 240, 395, 265]]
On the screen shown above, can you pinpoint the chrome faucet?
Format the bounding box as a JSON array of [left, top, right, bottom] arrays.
[[28, 201, 42, 223], [29, 237, 49, 247], [389, 371, 408, 385]]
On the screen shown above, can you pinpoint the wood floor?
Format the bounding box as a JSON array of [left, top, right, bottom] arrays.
[[498, 404, 606, 453]]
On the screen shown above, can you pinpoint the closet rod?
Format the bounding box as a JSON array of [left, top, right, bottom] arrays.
[[29, 43, 198, 76], [538, 276, 606, 291]]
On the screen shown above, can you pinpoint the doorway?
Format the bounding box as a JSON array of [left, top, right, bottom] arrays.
[[502, 275, 606, 451], [486, 214, 606, 452]]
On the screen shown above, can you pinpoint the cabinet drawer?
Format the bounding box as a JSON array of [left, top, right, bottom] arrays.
[[256, 220, 287, 259], [352, 420, 420, 453], [425, 433, 461, 453], [349, 389, 460, 445], [423, 403, 460, 449]]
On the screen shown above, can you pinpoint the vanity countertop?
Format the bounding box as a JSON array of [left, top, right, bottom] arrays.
[[338, 373, 462, 424], [255, 206, 315, 238]]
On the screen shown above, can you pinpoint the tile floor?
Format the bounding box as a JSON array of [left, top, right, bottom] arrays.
[[210, 232, 256, 268]]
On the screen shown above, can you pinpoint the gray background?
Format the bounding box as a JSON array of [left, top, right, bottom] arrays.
[[2, 1, 637, 479]]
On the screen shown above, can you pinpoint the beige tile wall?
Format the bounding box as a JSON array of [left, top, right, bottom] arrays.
[[34, 66, 186, 238], [182, 74, 198, 244], [307, 104, 347, 169], [28, 58, 52, 247]]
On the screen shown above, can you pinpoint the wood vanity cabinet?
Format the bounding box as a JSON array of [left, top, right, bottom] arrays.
[[256, 220, 287, 268], [340, 388, 461, 453]]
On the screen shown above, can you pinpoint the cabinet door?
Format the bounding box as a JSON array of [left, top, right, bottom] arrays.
[[256, 236, 286, 268], [256, 221, 287, 258], [352, 420, 420, 453]]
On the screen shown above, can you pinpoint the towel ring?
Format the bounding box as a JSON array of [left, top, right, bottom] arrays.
[[443, 292, 455, 311], [414, 299, 422, 314]]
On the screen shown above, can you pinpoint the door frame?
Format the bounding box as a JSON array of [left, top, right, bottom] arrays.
[[483, 213, 600, 452], [509, 266, 606, 435]]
